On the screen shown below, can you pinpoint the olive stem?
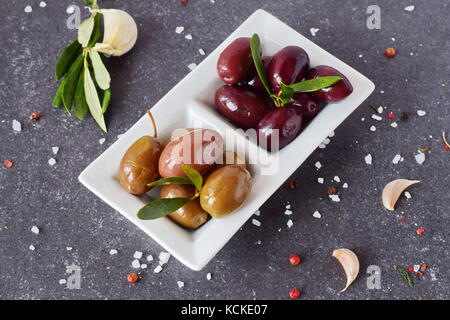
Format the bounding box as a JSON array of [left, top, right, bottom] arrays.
[[146, 109, 158, 138]]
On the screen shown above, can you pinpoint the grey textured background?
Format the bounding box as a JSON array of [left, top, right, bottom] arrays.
[[0, 0, 449, 300]]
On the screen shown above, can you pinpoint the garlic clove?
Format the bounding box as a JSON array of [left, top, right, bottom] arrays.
[[382, 179, 420, 211], [332, 248, 359, 292], [93, 9, 138, 57]]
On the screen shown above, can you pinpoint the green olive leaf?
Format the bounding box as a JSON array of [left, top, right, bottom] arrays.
[[181, 165, 203, 191], [74, 69, 89, 120], [89, 49, 110, 90], [78, 15, 95, 47], [137, 198, 192, 220], [52, 77, 67, 108], [84, 65, 107, 132], [250, 34, 273, 97], [87, 13, 102, 48], [55, 40, 82, 81], [101, 88, 111, 114], [147, 177, 194, 188], [284, 76, 343, 93], [62, 55, 84, 114]]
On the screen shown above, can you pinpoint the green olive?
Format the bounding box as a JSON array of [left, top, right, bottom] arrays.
[[119, 136, 162, 195], [160, 184, 208, 229], [200, 165, 252, 218]]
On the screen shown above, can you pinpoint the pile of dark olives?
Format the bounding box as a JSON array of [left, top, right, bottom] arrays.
[[119, 127, 252, 229], [215, 37, 353, 149]]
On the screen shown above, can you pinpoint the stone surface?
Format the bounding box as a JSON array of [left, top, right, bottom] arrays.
[[0, 0, 448, 300]]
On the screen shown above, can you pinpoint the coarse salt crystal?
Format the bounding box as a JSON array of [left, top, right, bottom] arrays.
[[48, 158, 56, 166], [310, 27, 319, 37], [39, 1, 47, 8], [284, 210, 292, 216], [413, 264, 420, 272], [66, 247, 72, 251], [370, 125, 376, 132], [372, 114, 382, 121], [392, 154, 402, 164], [287, 219, 293, 228], [185, 34, 193, 40], [342, 183, 348, 188], [328, 131, 335, 138], [24, 5, 32, 13], [29, 244, 35, 251], [329, 194, 341, 202], [199, 48, 205, 55], [131, 259, 141, 269], [252, 218, 261, 227], [177, 281, 185, 288], [322, 138, 330, 145], [66, 5, 74, 14], [404, 5, 415, 12], [318, 143, 326, 149], [405, 191, 412, 199], [159, 251, 171, 265], [133, 251, 143, 259], [59, 279, 67, 285], [417, 110, 426, 116], [253, 209, 260, 216], [109, 249, 118, 255], [153, 265, 163, 273], [318, 177, 324, 184], [361, 117, 365, 122], [31, 226, 39, 234], [206, 273, 212, 280], [313, 211, 321, 219], [175, 26, 184, 34], [333, 176, 341, 183], [364, 154, 372, 165], [188, 63, 197, 71], [146, 255, 154, 262], [377, 106, 383, 114], [315, 161, 322, 170], [391, 122, 398, 128], [52, 146, 59, 155], [99, 138, 105, 145], [415, 152, 425, 165], [285, 204, 291, 209], [141, 264, 148, 269], [12, 120, 22, 132]]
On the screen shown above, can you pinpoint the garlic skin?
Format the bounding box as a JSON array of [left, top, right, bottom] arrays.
[[333, 248, 360, 292], [382, 179, 420, 211], [93, 9, 138, 57]]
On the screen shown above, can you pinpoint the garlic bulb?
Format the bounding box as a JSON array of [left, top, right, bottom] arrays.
[[93, 9, 138, 56]]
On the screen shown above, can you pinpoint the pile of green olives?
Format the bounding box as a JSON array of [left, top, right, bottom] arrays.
[[118, 128, 252, 229]]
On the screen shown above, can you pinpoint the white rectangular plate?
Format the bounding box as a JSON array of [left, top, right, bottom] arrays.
[[79, 9, 375, 271]]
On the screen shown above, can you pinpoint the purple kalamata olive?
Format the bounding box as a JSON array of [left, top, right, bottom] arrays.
[[268, 46, 310, 93], [247, 56, 272, 92], [217, 37, 255, 85], [215, 85, 270, 129], [257, 106, 303, 150], [287, 93, 321, 120], [307, 65, 353, 102]]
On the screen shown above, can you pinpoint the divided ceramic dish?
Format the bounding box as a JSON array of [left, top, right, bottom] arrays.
[[78, 9, 375, 270]]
